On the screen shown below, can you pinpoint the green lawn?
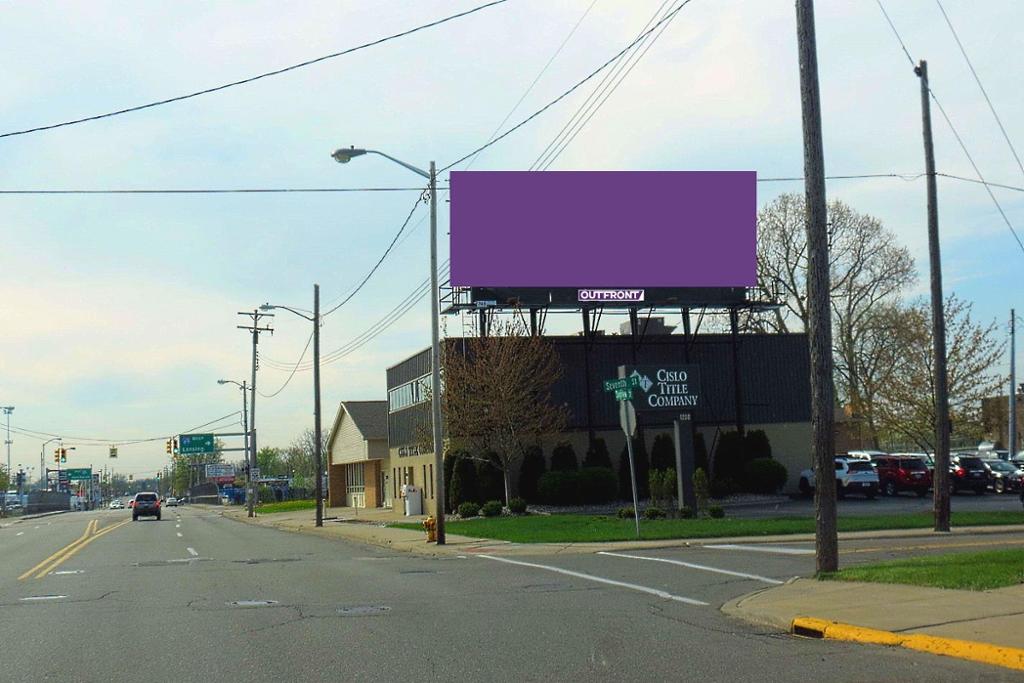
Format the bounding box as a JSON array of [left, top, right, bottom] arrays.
[[824, 548, 1024, 590], [256, 499, 316, 514], [390, 511, 1024, 544]]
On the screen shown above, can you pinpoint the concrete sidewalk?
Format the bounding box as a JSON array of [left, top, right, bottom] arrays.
[[724, 578, 1024, 670]]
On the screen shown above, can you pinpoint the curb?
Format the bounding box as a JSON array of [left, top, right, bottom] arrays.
[[18, 510, 70, 521], [791, 617, 1024, 672]]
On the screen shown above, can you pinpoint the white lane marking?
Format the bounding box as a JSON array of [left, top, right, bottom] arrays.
[[21, 595, 67, 601], [34, 526, 40, 529], [52, 570, 84, 576], [598, 551, 784, 585], [16, 532, 24, 536], [703, 544, 814, 556], [478, 555, 708, 606], [187, 547, 198, 556], [175, 524, 180, 529], [176, 532, 183, 538]]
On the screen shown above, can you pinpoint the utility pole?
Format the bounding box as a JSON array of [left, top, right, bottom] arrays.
[[428, 161, 447, 545], [313, 284, 324, 528], [1010, 309, 1016, 458], [795, 0, 838, 574], [3, 406, 13, 495], [238, 309, 273, 518], [916, 60, 951, 532]]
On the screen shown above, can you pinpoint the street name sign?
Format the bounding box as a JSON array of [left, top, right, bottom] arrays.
[[603, 376, 641, 392], [179, 433, 215, 455], [614, 388, 633, 401]]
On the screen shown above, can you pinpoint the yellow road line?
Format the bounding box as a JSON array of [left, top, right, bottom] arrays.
[[18, 520, 96, 581], [792, 617, 1024, 672], [845, 538, 1024, 555], [34, 519, 131, 578]]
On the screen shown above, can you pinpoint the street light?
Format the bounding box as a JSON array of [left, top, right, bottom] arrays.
[[331, 146, 446, 544], [218, 379, 251, 514], [261, 288, 324, 528], [2, 406, 13, 495], [40, 436, 60, 490]]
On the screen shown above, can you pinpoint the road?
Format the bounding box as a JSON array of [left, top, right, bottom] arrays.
[[729, 489, 1024, 518], [1, 507, 1019, 681]]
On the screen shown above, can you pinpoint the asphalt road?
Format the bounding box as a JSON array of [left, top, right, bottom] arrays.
[[1, 507, 1019, 682]]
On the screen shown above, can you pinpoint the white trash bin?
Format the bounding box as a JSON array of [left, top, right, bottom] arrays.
[[402, 485, 422, 516]]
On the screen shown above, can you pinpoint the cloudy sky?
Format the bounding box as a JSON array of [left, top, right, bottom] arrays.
[[1, 0, 1021, 480]]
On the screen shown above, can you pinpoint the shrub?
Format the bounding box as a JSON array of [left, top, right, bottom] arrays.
[[538, 471, 580, 505], [518, 445, 546, 503], [443, 450, 465, 513], [710, 477, 739, 499], [457, 501, 480, 518], [708, 505, 725, 519], [476, 452, 505, 503], [694, 432, 709, 473], [745, 430, 772, 461], [550, 442, 578, 472], [648, 468, 678, 508], [577, 467, 618, 504], [617, 506, 635, 519], [643, 506, 666, 520], [583, 438, 612, 469], [480, 500, 503, 517], [508, 497, 528, 515], [449, 455, 480, 511], [650, 433, 676, 471], [742, 458, 788, 494], [678, 505, 695, 519], [692, 468, 710, 514], [712, 431, 746, 484]]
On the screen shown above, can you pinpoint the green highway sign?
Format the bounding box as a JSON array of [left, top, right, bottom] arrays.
[[179, 433, 215, 455], [614, 388, 633, 401], [65, 468, 92, 481]]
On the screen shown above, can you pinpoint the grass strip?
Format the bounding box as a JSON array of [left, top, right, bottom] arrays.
[[390, 511, 1024, 543], [823, 548, 1024, 590], [256, 499, 316, 514]]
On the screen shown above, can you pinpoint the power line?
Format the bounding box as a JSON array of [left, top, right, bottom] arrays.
[[0, 0, 510, 140], [0, 187, 440, 195], [440, 0, 691, 172], [258, 331, 314, 398], [937, 172, 1024, 194], [7, 410, 242, 445], [322, 192, 424, 317], [758, 172, 925, 183], [874, 1, 1024, 257], [461, 0, 600, 170], [934, 0, 1024, 180]]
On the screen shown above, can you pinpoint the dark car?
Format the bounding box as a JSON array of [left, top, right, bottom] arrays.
[[875, 455, 932, 497], [131, 492, 161, 521], [950, 455, 990, 495], [982, 459, 1022, 493]]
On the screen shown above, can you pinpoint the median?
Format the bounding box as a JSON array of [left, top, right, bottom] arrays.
[[823, 548, 1024, 591], [390, 511, 1024, 544]]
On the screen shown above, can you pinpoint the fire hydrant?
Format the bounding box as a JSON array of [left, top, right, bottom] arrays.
[[423, 516, 437, 543]]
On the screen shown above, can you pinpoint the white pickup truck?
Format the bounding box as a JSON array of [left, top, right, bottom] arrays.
[[799, 458, 879, 499]]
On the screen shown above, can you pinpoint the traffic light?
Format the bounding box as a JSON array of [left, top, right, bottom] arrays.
[[54, 448, 60, 464], [110, 446, 118, 459], [173, 437, 179, 454], [166, 439, 172, 454], [60, 448, 67, 464]]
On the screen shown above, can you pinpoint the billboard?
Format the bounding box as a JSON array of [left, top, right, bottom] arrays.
[[205, 463, 234, 480], [450, 171, 756, 288]]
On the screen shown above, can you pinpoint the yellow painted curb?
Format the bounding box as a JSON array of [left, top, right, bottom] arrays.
[[791, 617, 1024, 672]]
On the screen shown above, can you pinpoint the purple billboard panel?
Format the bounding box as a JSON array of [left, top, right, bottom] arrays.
[[449, 171, 756, 287]]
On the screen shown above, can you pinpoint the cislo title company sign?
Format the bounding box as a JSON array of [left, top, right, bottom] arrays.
[[626, 365, 701, 410]]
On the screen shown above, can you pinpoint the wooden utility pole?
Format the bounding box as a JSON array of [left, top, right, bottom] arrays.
[[916, 60, 951, 532], [795, 0, 838, 573], [238, 310, 273, 518]]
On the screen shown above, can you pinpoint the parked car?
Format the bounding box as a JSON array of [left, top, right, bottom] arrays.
[[108, 499, 124, 509], [950, 454, 991, 495], [874, 455, 932, 497], [846, 450, 887, 462], [799, 458, 879, 499], [131, 492, 161, 521], [982, 459, 1022, 493]]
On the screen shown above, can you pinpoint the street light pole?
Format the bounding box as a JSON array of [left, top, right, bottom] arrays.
[[41, 436, 60, 491], [3, 406, 13, 494], [331, 147, 447, 544], [313, 284, 323, 528], [219, 379, 250, 510]]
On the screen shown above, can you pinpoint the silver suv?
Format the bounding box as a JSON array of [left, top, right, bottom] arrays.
[[799, 458, 879, 499]]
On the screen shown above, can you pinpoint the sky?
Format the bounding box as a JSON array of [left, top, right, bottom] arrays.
[[1, 0, 1022, 481]]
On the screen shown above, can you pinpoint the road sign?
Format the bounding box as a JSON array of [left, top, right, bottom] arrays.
[[205, 463, 234, 479], [603, 376, 641, 392], [614, 388, 633, 401], [65, 468, 92, 481], [619, 400, 637, 437], [249, 467, 260, 480], [179, 433, 215, 455]]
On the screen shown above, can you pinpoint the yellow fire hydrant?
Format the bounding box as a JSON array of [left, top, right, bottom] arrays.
[[423, 516, 437, 543]]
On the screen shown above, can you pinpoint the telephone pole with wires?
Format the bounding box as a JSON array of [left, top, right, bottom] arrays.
[[238, 310, 273, 517]]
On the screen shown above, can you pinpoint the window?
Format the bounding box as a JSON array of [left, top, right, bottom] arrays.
[[346, 464, 365, 493], [388, 373, 431, 412], [428, 463, 434, 499]]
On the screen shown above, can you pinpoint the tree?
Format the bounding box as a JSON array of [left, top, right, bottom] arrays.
[[650, 434, 676, 471], [284, 428, 330, 488], [550, 442, 578, 471], [442, 323, 570, 504], [583, 438, 612, 469], [875, 295, 1005, 450], [518, 446, 546, 502], [750, 194, 916, 445], [256, 447, 284, 476]]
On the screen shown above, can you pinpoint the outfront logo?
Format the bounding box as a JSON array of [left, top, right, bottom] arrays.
[[577, 289, 645, 302]]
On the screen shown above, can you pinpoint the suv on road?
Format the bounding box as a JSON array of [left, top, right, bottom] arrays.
[[950, 454, 990, 495], [799, 458, 879, 499], [874, 455, 932, 497], [132, 492, 161, 521]]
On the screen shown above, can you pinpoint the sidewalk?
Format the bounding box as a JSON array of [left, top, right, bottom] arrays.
[[724, 579, 1024, 670]]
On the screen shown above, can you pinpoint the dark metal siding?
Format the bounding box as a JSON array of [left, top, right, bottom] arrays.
[[387, 349, 431, 388]]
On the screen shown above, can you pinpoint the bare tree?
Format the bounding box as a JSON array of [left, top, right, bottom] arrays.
[[749, 194, 916, 444], [441, 323, 570, 503], [875, 295, 1005, 450], [285, 428, 329, 488]]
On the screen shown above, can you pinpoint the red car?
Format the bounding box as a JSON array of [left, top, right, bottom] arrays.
[[874, 455, 931, 497]]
